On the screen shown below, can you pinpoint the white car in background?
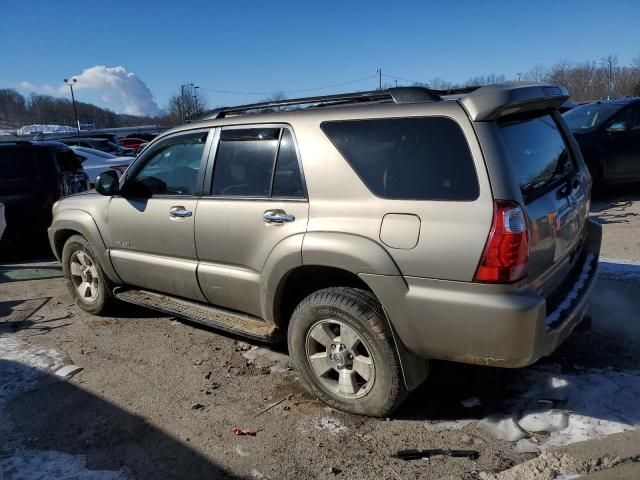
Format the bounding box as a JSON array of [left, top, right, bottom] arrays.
[[70, 146, 133, 186]]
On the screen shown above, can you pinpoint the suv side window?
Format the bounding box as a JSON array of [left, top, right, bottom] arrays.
[[130, 131, 207, 196], [211, 127, 304, 198], [322, 117, 478, 201]]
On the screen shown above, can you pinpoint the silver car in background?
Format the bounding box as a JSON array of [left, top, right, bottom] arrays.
[[70, 146, 133, 186]]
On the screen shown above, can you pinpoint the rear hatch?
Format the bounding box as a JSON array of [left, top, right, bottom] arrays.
[[54, 149, 89, 195], [498, 112, 590, 296]]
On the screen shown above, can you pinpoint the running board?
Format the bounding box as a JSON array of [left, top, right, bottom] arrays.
[[114, 288, 280, 343]]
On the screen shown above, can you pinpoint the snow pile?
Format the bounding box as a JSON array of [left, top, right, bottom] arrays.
[[480, 365, 640, 449], [17, 124, 76, 135]]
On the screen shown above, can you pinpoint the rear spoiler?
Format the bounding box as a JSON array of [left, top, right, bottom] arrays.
[[459, 83, 570, 121]]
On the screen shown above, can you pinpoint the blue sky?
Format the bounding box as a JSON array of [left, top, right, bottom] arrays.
[[2, 0, 639, 116]]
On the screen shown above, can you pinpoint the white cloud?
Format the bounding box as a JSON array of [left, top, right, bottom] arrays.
[[19, 66, 164, 117], [64, 65, 164, 116]]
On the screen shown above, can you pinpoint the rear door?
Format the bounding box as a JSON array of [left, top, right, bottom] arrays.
[[498, 112, 589, 287], [195, 125, 308, 318]]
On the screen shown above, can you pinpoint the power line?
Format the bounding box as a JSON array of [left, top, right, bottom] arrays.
[[382, 73, 426, 85], [198, 73, 379, 96]]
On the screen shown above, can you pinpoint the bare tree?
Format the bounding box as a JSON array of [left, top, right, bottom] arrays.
[[167, 84, 209, 123]]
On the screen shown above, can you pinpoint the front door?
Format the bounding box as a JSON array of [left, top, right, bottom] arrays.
[[195, 126, 308, 318], [106, 130, 211, 301]]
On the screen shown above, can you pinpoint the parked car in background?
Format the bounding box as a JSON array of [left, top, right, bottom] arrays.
[[57, 137, 135, 156], [70, 146, 133, 186], [49, 84, 600, 417], [119, 137, 148, 154], [563, 97, 640, 190], [0, 141, 88, 244]]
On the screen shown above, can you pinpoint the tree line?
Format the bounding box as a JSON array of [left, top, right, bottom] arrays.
[[2, 54, 639, 131], [0, 89, 170, 131]]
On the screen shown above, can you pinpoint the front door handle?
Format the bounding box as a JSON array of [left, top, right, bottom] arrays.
[[169, 206, 193, 218], [263, 209, 295, 224]]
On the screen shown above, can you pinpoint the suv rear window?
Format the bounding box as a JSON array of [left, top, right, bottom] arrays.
[[499, 113, 574, 199], [0, 148, 40, 179], [321, 117, 479, 201]]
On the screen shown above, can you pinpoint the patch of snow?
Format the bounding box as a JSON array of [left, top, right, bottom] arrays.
[[234, 445, 249, 457], [242, 346, 289, 373], [0, 336, 126, 479], [553, 475, 580, 480], [0, 335, 64, 405], [479, 416, 527, 442], [17, 124, 76, 135], [518, 410, 569, 433], [54, 365, 83, 379], [250, 469, 265, 479], [598, 257, 640, 282], [299, 416, 347, 435], [0, 450, 127, 480]]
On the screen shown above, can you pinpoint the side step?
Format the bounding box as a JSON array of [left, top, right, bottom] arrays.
[[114, 288, 280, 343]]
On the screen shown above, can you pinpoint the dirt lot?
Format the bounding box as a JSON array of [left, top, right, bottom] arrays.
[[1, 191, 639, 480]]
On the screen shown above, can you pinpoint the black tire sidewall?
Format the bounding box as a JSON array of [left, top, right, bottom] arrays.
[[61, 235, 110, 315], [288, 289, 403, 417]]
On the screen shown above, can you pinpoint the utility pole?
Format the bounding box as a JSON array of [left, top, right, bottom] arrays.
[[395, 80, 398, 87], [517, 72, 521, 81], [193, 85, 200, 117], [181, 84, 186, 122], [599, 57, 614, 100], [377, 69, 382, 90], [64, 78, 80, 135]]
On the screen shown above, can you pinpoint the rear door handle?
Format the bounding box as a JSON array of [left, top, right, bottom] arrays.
[[169, 206, 193, 218], [263, 209, 295, 224]]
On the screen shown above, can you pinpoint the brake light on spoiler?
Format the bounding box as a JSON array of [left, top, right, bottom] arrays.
[[474, 200, 529, 283]]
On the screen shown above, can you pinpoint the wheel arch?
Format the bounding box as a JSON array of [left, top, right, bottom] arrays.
[[50, 209, 122, 283]]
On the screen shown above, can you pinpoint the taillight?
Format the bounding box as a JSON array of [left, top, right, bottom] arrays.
[[474, 200, 529, 283]]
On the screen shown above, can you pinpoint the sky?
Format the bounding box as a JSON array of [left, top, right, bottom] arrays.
[[1, 0, 639, 116]]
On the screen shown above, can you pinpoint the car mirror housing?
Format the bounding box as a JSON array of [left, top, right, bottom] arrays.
[[95, 170, 120, 196], [606, 121, 627, 133]]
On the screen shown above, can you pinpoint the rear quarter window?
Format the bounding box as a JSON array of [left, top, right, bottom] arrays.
[[321, 117, 479, 201]]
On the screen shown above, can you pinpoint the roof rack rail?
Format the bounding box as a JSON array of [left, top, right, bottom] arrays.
[[199, 87, 442, 120]]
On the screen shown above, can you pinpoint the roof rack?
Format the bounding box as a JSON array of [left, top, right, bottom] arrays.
[[199, 87, 444, 120]]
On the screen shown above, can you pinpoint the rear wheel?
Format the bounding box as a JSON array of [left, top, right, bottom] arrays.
[[62, 235, 114, 315], [288, 287, 407, 417]]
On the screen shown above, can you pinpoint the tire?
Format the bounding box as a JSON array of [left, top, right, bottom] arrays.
[[61, 234, 114, 315], [288, 287, 407, 417]]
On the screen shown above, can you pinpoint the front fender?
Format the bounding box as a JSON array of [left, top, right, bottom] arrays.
[[48, 209, 122, 283]]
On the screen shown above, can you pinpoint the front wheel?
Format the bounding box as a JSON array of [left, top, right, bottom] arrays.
[[61, 235, 114, 315], [288, 287, 407, 417]]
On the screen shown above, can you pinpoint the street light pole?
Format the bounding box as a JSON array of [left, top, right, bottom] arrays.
[[64, 78, 80, 135]]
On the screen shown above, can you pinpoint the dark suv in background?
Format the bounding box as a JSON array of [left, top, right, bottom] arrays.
[[563, 97, 640, 189], [0, 141, 88, 246]]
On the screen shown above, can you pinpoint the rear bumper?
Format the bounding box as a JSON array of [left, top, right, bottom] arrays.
[[361, 219, 602, 368]]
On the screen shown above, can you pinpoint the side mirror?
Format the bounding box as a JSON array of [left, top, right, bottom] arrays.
[[606, 121, 627, 133], [95, 170, 120, 196]]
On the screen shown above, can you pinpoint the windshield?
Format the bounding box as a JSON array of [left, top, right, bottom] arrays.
[[563, 103, 620, 131]]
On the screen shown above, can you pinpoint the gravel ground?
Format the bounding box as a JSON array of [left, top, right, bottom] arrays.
[[0, 190, 639, 480]]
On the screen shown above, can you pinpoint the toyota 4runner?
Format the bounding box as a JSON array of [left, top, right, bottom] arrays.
[[49, 84, 601, 416]]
